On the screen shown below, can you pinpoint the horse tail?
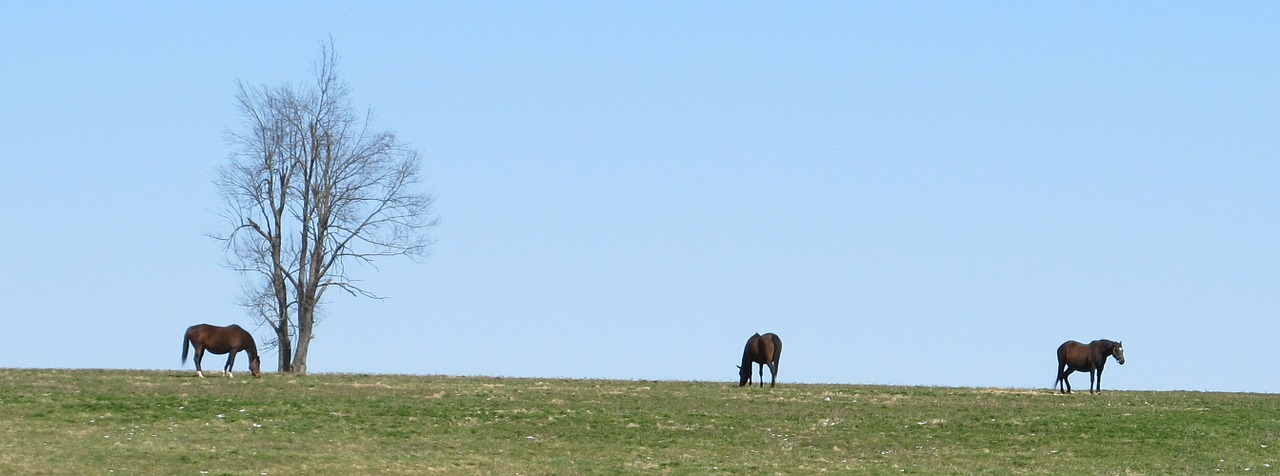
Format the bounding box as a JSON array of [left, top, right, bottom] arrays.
[[181, 329, 191, 366], [1053, 341, 1072, 391], [1054, 357, 1070, 391]]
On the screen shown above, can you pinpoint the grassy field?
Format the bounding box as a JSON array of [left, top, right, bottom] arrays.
[[0, 369, 1276, 474]]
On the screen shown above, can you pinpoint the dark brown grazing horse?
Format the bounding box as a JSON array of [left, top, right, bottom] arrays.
[[738, 332, 783, 387], [182, 324, 261, 378], [1055, 339, 1124, 394]]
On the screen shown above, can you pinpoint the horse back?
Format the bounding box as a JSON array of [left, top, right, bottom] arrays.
[[1057, 340, 1079, 358], [185, 324, 212, 343], [1058, 340, 1098, 370]]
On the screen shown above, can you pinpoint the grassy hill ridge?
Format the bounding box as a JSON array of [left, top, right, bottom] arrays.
[[1, 369, 1275, 474]]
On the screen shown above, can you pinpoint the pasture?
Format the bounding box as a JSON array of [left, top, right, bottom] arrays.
[[0, 369, 1276, 474]]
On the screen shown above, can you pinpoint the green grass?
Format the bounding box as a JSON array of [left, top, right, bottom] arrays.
[[1, 369, 1276, 474]]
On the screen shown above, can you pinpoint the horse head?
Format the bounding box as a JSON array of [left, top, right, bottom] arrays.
[[737, 365, 751, 387], [249, 355, 262, 378], [1112, 341, 1125, 365]]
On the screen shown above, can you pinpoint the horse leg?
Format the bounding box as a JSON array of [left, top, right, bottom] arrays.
[[1095, 368, 1103, 394], [1088, 369, 1097, 394], [757, 363, 764, 388], [225, 352, 236, 378], [194, 347, 206, 378], [1060, 368, 1073, 394], [768, 361, 778, 388]]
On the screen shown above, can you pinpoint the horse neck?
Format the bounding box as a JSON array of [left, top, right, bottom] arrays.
[[1084, 342, 1112, 365], [1095, 340, 1116, 354], [741, 338, 759, 367]]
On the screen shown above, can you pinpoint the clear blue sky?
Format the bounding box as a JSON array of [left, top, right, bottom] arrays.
[[2, 3, 1277, 392]]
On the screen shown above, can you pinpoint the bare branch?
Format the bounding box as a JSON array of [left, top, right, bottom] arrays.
[[213, 38, 435, 374]]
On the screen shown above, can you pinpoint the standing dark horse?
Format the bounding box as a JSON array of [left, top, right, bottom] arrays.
[[182, 324, 261, 378], [1055, 339, 1124, 394], [738, 332, 783, 387]]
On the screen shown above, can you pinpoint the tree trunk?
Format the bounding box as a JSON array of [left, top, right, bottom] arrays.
[[276, 324, 293, 373], [292, 301, 315, 374]]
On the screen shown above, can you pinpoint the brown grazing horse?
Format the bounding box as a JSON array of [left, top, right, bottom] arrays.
[[738, 332, 783, 387], [182, 324, 261, 378], [1055, 339, 1124, 394]]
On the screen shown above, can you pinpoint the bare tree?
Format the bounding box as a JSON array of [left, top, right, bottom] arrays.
[[215, 41, 436, 374]]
